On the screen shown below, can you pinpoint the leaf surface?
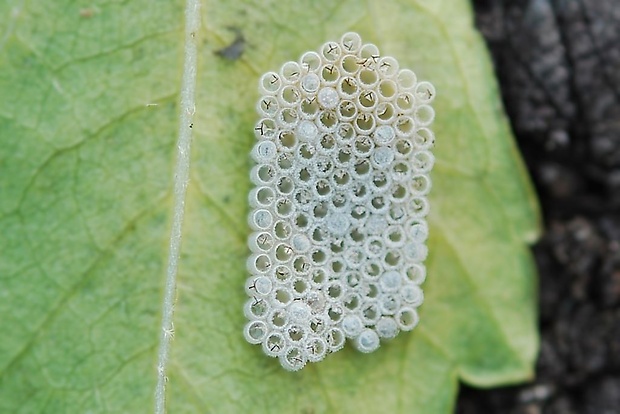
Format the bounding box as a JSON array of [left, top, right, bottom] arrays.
[[0, 0, 539, 412]]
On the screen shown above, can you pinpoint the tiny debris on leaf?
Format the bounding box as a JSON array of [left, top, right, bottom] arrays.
[[215, 27, 245, 61]]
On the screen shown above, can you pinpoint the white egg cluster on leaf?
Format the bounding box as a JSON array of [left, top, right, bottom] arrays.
[[244, 32, 436, 371]]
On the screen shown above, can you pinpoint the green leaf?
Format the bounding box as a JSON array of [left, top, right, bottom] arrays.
[[0, 0, 540, 413]]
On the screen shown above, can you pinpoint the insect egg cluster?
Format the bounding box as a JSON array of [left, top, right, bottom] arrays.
[[244, 32, 436, 371]]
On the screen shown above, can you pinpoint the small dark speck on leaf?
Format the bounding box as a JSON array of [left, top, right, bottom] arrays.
[[79, 7, 98, 18], [215, 27, 245, 61]]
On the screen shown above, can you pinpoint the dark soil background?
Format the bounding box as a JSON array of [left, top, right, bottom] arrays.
[[457, 1, 620, 413]]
